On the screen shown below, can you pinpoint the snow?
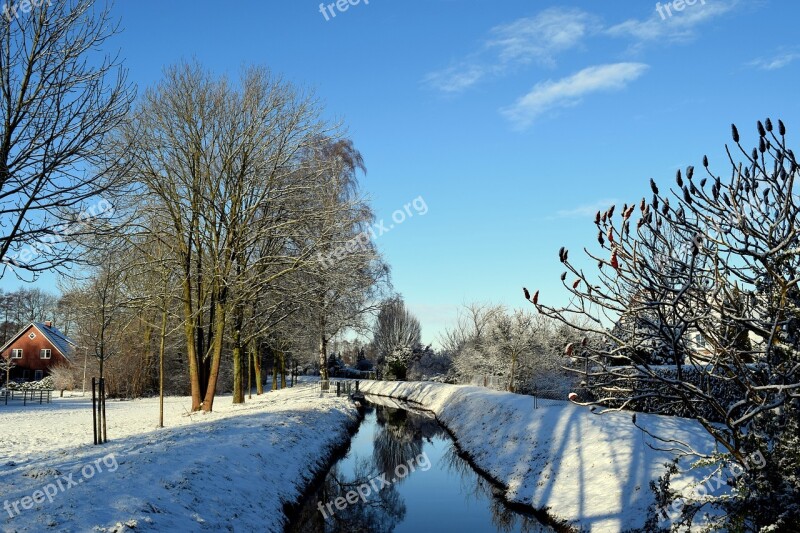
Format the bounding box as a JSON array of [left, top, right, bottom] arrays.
[[359, 380, 716, 532], [0, 385, 359, 532]]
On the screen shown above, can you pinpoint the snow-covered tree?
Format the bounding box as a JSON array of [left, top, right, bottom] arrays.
[[373, 298, 421, 379], [528, 119, 800, 530]]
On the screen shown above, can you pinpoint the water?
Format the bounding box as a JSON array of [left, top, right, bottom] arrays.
[[287, 395, 554, 533]]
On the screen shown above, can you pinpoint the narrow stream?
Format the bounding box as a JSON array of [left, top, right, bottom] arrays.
[[287, 395, 554, 533]]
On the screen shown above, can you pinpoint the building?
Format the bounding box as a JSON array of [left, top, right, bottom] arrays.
[[0, 322, 75, 382]]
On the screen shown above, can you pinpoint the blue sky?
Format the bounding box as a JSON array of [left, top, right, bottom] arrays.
[[3, 0, 799, 346]]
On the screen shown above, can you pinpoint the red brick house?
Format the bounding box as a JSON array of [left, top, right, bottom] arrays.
[[0, 322, 75, 382]]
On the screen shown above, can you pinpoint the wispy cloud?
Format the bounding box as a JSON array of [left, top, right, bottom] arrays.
[[502, 63, 649, 129], [423, 7, 600, 93], [748, 50, 800, 71], [552, 199, 621, 220], [606, 0, 738, 46]]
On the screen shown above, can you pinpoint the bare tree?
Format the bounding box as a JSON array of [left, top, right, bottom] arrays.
[[0, 354, 14, 387], [0, 0, 133, 280], [122, 62, 342, 411], [526, 120, 800, 530]]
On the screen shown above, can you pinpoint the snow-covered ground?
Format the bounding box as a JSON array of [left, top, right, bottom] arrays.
[[359, 380, 716, 532], [0, 385, 359, 532]]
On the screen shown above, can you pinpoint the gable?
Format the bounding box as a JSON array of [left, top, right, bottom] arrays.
[[1, 323, 76, 361]]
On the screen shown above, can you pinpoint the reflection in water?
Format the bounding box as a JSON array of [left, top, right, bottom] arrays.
[[287, 399, 552, 533]]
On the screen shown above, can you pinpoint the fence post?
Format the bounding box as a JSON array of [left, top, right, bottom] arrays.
[[100, 378, 107, 444], [92, 378, 98, 445], [336, 381, 341, 396]]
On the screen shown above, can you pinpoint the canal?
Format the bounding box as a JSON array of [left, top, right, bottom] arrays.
[[286, 395, 555, 533]]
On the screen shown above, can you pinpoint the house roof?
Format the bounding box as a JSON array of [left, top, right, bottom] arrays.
[[0, 322, 77, 362]]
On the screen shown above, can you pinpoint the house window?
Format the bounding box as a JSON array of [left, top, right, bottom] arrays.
[[28, 332, 36, 339], [40, 349, 52, 359], [11, 349, 23, 359], [34, 370, 43, 380]]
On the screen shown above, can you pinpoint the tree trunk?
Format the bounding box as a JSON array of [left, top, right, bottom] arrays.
[[272, 352, 279, 391], [247, 340, 252, 400], [252, 338, 263, 395], [232, 307, 244, 404], [319, 335, 328, 381], [280, 352, 287, 389], [201, 298, 226, 412], [181, 278, 202, 411], [158, 302, 167, 428]]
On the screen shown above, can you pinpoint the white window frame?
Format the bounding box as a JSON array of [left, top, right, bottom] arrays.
[[11, 349, 23, 359], [40, 349, 52, 359]]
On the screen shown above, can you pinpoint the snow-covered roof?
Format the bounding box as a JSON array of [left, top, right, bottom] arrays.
[[33, 322, 76, 361], [0, 322, 76, 361]]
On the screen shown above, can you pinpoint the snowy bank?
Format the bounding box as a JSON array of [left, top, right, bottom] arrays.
[[1, 385, 359, 532], [359, 380, 715, 532]]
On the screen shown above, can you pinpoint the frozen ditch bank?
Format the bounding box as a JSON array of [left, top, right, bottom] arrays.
[[358, 380, 715, 532], [0, 385, 360, 533]]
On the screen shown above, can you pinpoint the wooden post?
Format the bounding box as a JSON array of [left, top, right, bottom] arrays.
[[100, 378, 107, 443], [92, 378, 98, 445]]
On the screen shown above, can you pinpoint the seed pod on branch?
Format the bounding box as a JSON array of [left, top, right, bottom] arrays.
[[650, 178, 659, 195], [687, 166, 694, 180], [565, 343, 574, 356], [732, 123, 740, 143], [779, 119, 786, 136], [523, 287, 531, 300], [676, 169, 683, 188], [560, 271, 567, 281], [595, 211, 601, 225], [765, 118, 773, 132], [573, 279, 581, 289], [757, 120, 766, 137]]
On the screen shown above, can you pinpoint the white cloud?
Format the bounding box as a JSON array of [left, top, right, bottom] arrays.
[[606, 0, 738, 46], [502, 63, 649, 129], [423, 7, 600, 93], [553, 199, 621, 219], [748, 51, 800, 71], [487, 8, 600, 66]]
